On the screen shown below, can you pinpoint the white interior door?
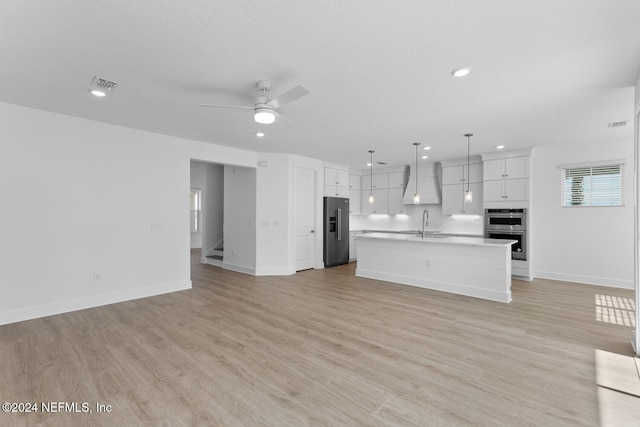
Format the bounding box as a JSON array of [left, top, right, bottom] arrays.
[[295, 167, 316, 271]]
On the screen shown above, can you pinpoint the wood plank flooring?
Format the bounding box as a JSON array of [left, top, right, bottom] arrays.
[[0, 249, 636, 426]]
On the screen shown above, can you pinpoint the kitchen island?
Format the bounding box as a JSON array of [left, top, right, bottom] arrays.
[[355, 232, 515, 303]]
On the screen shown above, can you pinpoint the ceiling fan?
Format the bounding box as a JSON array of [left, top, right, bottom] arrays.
[[197, 80, 310, 124]]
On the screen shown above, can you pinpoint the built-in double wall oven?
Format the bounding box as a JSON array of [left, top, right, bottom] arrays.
[[484, 208, 527, 260]]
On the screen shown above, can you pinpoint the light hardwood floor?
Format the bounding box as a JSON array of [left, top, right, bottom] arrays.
[[0, 249, 636, 426]]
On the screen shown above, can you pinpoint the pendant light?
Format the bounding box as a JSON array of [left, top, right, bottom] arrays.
[[464, 133, 473, 203], [412, 142, 420, 204], [368, 150, 375, 204]]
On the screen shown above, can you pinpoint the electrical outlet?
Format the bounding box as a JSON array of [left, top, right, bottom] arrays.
[[425, 260, 431, 268], [93, 272, 102, 281]]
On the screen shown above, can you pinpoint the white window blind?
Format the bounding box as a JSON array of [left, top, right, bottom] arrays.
[[561, 163, 623, 207]]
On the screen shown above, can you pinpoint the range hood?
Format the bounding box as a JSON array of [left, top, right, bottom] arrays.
[[402, 162, 442, 205]]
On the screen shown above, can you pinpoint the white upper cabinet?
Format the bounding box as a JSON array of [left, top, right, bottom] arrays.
[[361, 173, 389, 191], [481, 151, 532, 203], [483, 157, 529, 181], [387, 172, 404, 188], [324, 167, 349, 198], [442, 163, 482, 185], [440, 160, 482, 214], [349, 174, 361, 190], [361, 188, 389, 215], [442, 182, 483, 215], [325, 167, 349, 187], [484, 179, 529, 201]]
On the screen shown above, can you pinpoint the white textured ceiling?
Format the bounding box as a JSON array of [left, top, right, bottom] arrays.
[[1, 0, 639, 169]]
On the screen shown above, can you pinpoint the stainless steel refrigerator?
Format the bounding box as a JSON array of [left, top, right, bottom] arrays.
[[323, 197, 350, 267]]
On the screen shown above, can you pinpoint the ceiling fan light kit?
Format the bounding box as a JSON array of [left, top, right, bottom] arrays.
[[254, 107, 275, 124], [198, 80, 309, 125]]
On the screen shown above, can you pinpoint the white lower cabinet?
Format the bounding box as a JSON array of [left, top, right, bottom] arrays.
[[349, 232, 359, 260]]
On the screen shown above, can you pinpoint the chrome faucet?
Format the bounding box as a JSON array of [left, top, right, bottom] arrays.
[[422, 209, 429, 238]]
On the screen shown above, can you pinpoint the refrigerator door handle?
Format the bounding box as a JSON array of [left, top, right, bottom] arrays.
[[337, 209, 342, 240]]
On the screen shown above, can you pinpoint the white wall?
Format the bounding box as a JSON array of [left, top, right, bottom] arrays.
[[222, 165, 257, 274], [202, 163, 224, 256], [189, 161, 206, 248], [255, 153, 292, 275], [0, 101, 256, 325], [533, 140, 634, 289], [254, 153, 325, 275]]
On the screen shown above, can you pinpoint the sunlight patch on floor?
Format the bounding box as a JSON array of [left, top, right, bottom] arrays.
[[595, 294, 635, 327], [595, 349, 640, 426]]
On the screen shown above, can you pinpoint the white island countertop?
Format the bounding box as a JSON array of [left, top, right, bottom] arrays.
[[357, 232, 515, 247], [355, 232, 516, 303]]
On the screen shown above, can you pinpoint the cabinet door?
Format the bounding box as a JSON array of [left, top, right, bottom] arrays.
[[349, 233, 358, 260], [372, 173, 389, 189], [387, 172, 404, 188], [463, 182, 483, 214], [336, 186, 350, 198], [325, 185, 338, 197], [483, 180, 505, 202], [504, 157, 529, 180], [505, 179, 529, 201], [325, 185, 348, 197], [468, 163, 483, 183], [388, 187, 405, 214], [483, 159, 505, 181], [442, 184, 463, 215], [361, 174, 372, 192], [371, 189, 389, 214], [349, 174, 361, 190], [442, 166, 464, 185], [335, 169, 349, 187], [349, 189, 361, 214], [361, 190, 373, 215], [324, 168, 337, 186]]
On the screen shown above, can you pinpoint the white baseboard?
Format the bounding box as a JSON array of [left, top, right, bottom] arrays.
[[255, 267, 295, 276], [535, 271, 633, 289], [0, 280, 192, 326], [222, 262, 256, 275]]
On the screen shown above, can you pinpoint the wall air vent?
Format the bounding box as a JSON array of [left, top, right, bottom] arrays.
[[608, 121, 628, 128]]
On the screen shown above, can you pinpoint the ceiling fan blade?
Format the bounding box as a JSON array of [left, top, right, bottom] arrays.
[[272, 109, 292, 124], [266, 85, 310, 109], [197, 104, 253, 110]]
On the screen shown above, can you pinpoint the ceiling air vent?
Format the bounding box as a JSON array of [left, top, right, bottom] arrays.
[[89, 76, 118, 96], [376, 161, 387, 165], [608, 121, 628, 128]]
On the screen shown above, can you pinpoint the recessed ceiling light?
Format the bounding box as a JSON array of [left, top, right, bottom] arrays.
[[366, 162, 372, 166], [421, 155, 428, 159], [256, 132, 265, 137], [89, 76, 117, 97], [496, 145, 505, 150], [423, 146, 431, 151], [451, 67, 471, 77]]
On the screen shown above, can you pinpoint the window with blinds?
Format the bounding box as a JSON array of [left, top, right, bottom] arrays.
[[561, 162, 624, 207]]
